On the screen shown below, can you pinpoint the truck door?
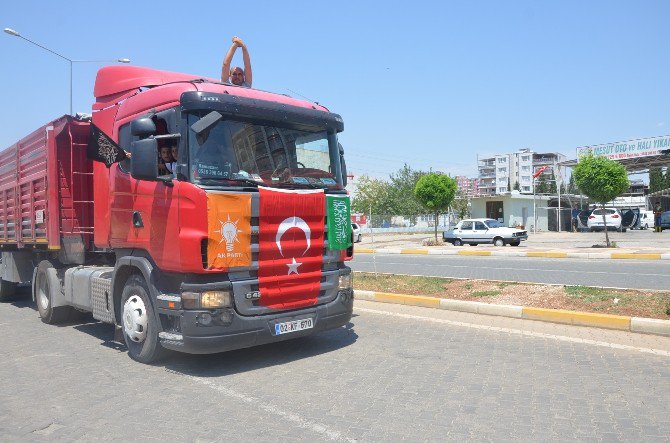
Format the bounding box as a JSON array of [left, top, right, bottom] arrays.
[[110, 110, 182, 270]]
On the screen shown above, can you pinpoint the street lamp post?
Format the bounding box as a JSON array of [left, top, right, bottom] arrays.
[[4, 28, 130, 115]]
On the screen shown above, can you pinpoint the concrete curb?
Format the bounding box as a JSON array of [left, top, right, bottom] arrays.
[[354, 290, 670, 337], [355, 247, 670, 260]]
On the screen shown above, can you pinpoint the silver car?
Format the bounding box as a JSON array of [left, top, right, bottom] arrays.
[[443, 218, 528, 247]]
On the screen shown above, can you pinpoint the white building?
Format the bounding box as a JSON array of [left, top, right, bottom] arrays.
[[470, 192, 551, 231], [478, 149, 567, 196]]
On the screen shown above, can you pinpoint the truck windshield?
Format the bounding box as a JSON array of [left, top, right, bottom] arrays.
[[186, 112, 340, 189]]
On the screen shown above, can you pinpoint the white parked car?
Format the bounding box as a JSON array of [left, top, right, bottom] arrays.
[[351, 223, 362, 243], [443, 218, 528, 247], [637, 210, 653, 229], [587, 208, 625, 232]]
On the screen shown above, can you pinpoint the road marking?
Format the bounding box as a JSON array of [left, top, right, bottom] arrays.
[[355, 307, 670, 357], [166, 371, 356, 442]]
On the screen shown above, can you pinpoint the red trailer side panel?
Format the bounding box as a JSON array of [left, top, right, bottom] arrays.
[[0, 117, 93, 251]]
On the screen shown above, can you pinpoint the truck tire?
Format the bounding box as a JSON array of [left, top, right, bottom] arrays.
[[0, 279, 17, 302], [493, 238, 505, 247], [120, 275, 164, 364], [35, 260, 74, 324], [509, 241, 521, 247], [452, 239, 462, 246]]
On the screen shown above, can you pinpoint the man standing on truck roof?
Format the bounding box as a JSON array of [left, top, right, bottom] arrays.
[[221, 36, 253, 87]]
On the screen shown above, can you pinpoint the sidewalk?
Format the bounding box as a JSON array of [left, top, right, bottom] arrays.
[[356, 230, 670, 260]]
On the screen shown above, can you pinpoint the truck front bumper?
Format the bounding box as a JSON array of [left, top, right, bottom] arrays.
[[159, 289, 354, 354]]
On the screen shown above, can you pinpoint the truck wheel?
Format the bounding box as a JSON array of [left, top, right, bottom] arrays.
[[121, 275, 164, 364], [510, 241, 521, 246], [35, 260, 73, 324], [493, 238, 505, 247], [0, 279, 17, 302], [452, 239, 462, 246]]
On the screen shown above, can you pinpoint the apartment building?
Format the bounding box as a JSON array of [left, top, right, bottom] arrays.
[[478, 149, 567, 195], [455, 176, 480, 197]]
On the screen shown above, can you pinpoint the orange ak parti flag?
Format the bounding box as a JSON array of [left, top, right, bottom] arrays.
[[207, 193, 252, 269]]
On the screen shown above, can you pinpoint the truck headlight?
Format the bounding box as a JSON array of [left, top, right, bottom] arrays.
[[338, 273, 353, 291], [201, 291, 232, 309], [181, 291, 233, 309]]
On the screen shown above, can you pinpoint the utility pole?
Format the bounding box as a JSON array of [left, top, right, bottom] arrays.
[[556, 167, 561, 233]]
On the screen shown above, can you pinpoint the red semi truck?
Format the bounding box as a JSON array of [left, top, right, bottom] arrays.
[[0, 66, 354, 363]]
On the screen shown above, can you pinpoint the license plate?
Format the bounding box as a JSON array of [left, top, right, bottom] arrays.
[[274, 318, 314, 335]]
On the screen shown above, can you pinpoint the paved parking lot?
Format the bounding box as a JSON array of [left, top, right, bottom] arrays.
[[1, 297, 669, 441], [361, 229, 670, 251]]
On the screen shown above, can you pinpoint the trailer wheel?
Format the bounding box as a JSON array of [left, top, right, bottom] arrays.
[[35, 260, 73, 324], [0, 279, 17, 302], [121, 275, 164, 364]]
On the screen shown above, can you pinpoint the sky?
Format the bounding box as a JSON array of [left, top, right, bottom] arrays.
[[2, 1, 670, 180]]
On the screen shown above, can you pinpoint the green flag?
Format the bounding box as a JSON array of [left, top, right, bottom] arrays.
[[327, 196, 352, 250]]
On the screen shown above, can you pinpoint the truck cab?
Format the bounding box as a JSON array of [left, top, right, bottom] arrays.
[[0, 66, 354, 363]]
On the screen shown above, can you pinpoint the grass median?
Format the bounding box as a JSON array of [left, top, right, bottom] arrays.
[[354, 272, 670, 319]]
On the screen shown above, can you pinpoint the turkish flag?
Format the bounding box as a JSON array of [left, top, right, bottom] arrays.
[[258, 187, 325, 309], [532, 165, 549, 179]]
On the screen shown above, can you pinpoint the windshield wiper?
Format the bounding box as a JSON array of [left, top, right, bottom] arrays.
[[273, 180, 329, 189], [198, 178, 263, 187], [225, 178, 264, 187]]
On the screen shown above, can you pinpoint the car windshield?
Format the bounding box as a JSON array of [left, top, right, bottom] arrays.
[[592, 209, 616, 215], [485, 219, 503, 228], [186, 112, 341, 189]]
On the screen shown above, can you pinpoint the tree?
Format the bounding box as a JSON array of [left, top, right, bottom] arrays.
[[567, 174, 577, 194], [665, 167, 670, 191], [649, 167, 663, 193], [548, 172, 557, 194], [513, 181, 520, 191], [351, 175, 392, 225], [451, 192, 470, 220], [387, 164, 426, 223], [573, 153, 629, 247], [414, 173, 457, 243], [535, 174, 548, 194]]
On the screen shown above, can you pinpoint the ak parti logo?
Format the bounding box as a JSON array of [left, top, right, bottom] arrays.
[[214, 214, 243, 253]]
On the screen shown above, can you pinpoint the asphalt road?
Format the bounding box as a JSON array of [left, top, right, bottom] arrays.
[[1, 298, 669, 441], [350, 253, 670, 290]]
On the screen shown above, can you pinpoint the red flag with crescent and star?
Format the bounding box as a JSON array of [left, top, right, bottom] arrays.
[[257, 187, 325, 309]]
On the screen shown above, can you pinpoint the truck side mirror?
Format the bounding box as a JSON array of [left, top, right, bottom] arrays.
[[131, 118, 156, 138], [338, 143, 347, 187], [130, 139, 159, 181]]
